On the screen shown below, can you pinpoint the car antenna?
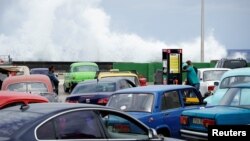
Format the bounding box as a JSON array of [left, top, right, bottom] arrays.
[[20, 103, 30, 112]]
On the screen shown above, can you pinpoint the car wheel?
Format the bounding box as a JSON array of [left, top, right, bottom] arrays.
[[157, 128, 170, 137]]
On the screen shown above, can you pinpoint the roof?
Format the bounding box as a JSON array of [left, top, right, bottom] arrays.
[[221, 67, 250, 78], [3, 103, 115, 114], [114, 85, 193, 93], [1, 74, 53, 92], [70, 62, 98, 67], [98, 71, 138, 78], [78, 77, 128, 84], [198, 68, 231, 71]]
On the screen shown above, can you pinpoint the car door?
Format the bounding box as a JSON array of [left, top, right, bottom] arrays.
[[159, 90, 182, 137]]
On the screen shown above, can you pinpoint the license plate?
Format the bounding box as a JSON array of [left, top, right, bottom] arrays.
[[192, 118, 203, 125]]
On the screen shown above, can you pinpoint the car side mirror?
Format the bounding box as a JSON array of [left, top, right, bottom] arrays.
[[214, 82, 219, 86], [148, 128, 161, 140]]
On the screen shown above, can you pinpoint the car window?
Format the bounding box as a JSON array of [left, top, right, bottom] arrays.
[[37, 110, 103, 140], [8, 82, 48, 93], [108, 93, 154, 112], [73, 65, 99, 72], [72, 82, 116, 93], [181, 89, 200, 105], [220, 76, 250, 88], [161, 91, 181, 110], [99, 110, 148, 140], [228, 88, 250, 106], [119, 80, 133, 89], [203, 70, 228, 81]]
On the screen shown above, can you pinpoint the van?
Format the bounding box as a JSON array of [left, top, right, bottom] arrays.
[[215, 58, 247, 69]]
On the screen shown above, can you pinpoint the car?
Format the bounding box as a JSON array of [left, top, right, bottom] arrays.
[[180, 83, 250, 140], [1, 74, 58, 102], [197, 68, 230, 97], [0, 103, 177, 141], [30, 68, 49, 75], [215, 58, 248, 69], [0, 91, 48, 109], [96, 69, 147, 86], [204, 67, 250, 105], [64, 62, 99, 93], [0, 65, 30, 76], [107, 85, 204, 138], [65, 77, 136, 105]]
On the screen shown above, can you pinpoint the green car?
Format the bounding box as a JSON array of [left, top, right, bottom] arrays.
[[63, 62, 99, 93]]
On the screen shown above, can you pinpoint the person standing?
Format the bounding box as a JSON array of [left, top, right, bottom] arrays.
[[183, 60, 200, 91], [48, 66, 59, 95]]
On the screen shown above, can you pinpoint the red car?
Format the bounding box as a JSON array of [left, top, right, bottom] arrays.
[[1, 74, 58, 102], [0, 91, 48, 109]]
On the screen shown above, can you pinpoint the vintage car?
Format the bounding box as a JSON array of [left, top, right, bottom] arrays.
[[96, 69, 147, 86], [1, 74, 58, 102], [0, 91, 48, 109], [0, 103, 178, 141], [204, 67, 250, 105], [65, 77, 136, 105], [63, 62, 99, 93], [107, 85, 204, 138], [197, 68, 230, 97], [180, 83, 250, 140]]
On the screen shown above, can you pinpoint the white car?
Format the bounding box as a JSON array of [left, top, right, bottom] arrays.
[[198, 68, 230, 97]]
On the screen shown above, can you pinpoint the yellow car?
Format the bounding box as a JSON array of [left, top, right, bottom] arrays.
[[96, 69, 147, 86]]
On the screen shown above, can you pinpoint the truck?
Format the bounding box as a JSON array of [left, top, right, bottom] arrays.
[[63, 62, 99, 93]]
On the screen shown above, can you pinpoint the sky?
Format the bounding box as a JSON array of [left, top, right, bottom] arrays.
[[0, 0, 249, 63]]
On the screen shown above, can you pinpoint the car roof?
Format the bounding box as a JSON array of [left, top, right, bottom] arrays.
[[70, 62, 98, 67], [3, 103, 116, 114], [78, 77, 127, 84], [221, 67, 250, 78], [114, 85, 193, 93], [30, 68, 48, 71], [198, 68, 231, 71], [97, 71, 138, 78]]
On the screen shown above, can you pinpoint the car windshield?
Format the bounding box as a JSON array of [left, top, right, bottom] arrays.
[[30, 69, 48, 75], [203, 70, 228, 81], [8, 82, 48, 93], [72, 82, 116, 94], [220, 76, 250, 88], [220, 88, 250, 108], [0, 110, 41, 137], [102, 76, 139, 86], [108, 93, 154, 112], [73, 65, 99, 72]]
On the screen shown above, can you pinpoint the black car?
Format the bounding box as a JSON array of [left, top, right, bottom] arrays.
[[0, 103, 167, 141], [66, 78, 136, 105]]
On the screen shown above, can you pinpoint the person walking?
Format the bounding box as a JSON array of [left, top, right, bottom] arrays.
[[48, 66, 59, 95], [183, 60, 200, 91]]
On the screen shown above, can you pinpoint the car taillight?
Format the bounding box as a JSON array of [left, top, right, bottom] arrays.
[[65, 99, 78, 103], [97, 98, 109, 105], [203, 119, 215, 128], [180, 116, 189, 125], [208, 85, 215, 91]]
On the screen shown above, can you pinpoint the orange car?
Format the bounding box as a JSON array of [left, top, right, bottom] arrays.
[[0, 91, 48, 109], [1, 74, 58, 102]]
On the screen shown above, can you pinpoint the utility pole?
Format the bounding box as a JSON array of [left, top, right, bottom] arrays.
[[201, 0, 204, 62]]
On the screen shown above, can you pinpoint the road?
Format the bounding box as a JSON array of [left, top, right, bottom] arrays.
[[57, 74, 69, 102]]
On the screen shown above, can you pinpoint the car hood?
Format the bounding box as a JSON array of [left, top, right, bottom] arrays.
[[204, 89, 228, 105], [182, 106, 250, 120]]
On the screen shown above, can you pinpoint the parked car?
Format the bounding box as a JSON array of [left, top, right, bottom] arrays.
[[96, 69, 147, 86], [0, 103, 177, 141], [204, 67, 250, 105], [107, 85, 204, 138], [215, 58, 247, 69], [0, 91, 48, 109], [64, 62, 99, 93], [1, 74, 58, 102], [30, 68, 49, 75], [65, 77, 136, 105], [180, 83, 250, 140], [198, 68, 230, 97]]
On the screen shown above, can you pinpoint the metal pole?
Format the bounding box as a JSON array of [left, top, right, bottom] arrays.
[[201, 0, 204, 62]]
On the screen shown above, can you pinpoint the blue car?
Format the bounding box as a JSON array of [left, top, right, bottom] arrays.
[[204, 67, 250, 105], [180, 83, 250, 140], [107, 85, 204, 138]]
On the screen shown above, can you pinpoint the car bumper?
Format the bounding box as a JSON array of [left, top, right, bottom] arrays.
[[180, 129, 208, 140]]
